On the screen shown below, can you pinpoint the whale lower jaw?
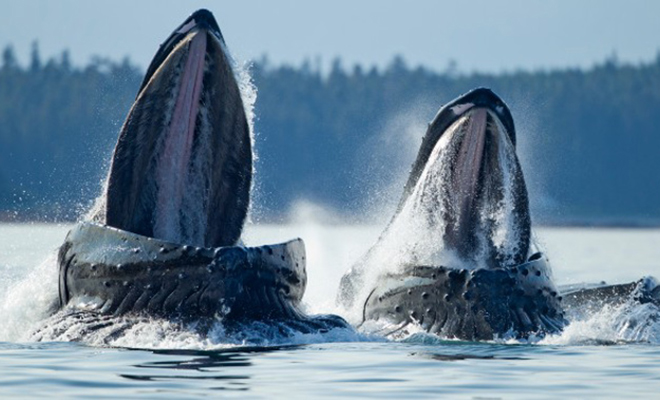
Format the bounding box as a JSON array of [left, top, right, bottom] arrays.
[[54, 222, 348, 336], [362, 255, 567, 340]]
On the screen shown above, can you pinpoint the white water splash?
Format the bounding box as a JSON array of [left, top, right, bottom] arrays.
[[371, 300, 660, 346], [236, 60, 257, 150], [0, 253, 59, 341], [62, 319, 374, 350], [236, 60, 259, 225], [538, 306, 660, 345]]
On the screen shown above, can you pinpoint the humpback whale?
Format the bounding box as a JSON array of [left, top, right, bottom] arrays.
[[46, 9, 347, 340], [339, 88, 565, 340], [338, 88, 660, 340]]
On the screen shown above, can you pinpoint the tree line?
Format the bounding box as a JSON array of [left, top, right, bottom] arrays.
[[1, 44, 659, 225]]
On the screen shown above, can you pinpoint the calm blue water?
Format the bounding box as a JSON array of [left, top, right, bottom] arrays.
[[1, 223, 660, 398]]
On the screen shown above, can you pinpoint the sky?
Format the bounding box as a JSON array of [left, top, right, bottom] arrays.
[[1, 0, 659, 74]]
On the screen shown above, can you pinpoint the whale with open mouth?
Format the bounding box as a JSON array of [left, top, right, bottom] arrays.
[[338, 88, 659, 340], [37, 9, 347, 341]]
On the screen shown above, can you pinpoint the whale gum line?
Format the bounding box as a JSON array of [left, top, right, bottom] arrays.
[[103, 25, 252, 248]]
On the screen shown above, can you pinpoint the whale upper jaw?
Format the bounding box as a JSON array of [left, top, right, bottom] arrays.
[[103, 9, 252, 249]]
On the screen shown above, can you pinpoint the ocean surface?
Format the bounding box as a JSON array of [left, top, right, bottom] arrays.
[[1, 223, 660, 398]]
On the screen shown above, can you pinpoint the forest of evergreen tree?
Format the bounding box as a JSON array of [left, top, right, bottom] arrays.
[[1, 44, 659, 225]]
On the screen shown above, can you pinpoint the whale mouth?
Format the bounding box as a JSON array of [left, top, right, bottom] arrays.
[[103, 9, 252, 248]]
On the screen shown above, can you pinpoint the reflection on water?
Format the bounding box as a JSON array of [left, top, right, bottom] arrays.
[[412, 352, 527, 362], [1, 334, 660, 398], [120, 345, 301, 391]]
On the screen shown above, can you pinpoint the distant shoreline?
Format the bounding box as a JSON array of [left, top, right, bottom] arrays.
[[2, 216, 659, 229]]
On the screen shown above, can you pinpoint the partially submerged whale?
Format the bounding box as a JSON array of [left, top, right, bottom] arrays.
[[338, 88, 659, 340], [48, 9, 347, 339]]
